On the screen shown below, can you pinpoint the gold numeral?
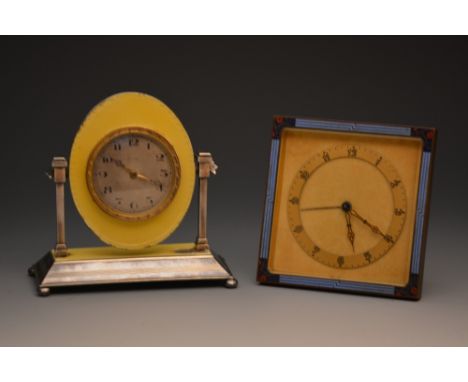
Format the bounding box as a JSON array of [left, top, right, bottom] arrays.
[[394, 208, 405, 216], [337, 256, 344, 267], [348, 146, 357, 157], [363, 251, 372, 264]]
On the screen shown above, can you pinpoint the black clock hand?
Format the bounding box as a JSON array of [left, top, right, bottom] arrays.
[[134, 173, 163, 188], [344, 212, 355, 253], [111, 157, 162, 188], [301, 205, 341, 211], [111, 157, 138, 178], [350, 208, 394, 243]]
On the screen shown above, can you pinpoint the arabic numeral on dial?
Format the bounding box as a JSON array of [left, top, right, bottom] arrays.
[[337, 256, 345, 267], [113, 143, 122, 151], [156, 153, 165, 161], [103, 186, 112, 194], [363, 251, 372, 264], [348, 146, 357, 157], [161, 169, 169, 177], [129, 137, 139, 146], [102, 156, 110, 163]]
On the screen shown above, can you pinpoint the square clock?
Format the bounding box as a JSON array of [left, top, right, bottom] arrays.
[[257, 116, 437, 300]]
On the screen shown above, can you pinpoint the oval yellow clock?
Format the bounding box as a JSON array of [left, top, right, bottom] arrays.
[[70, 92, 195, 249]]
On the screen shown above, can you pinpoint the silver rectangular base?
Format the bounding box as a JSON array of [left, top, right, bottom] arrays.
[[29, 245, 237, 296]]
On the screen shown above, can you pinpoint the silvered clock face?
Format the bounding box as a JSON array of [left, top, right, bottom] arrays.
[[287, 144, 407, 269], [87, 127, 180, 221]]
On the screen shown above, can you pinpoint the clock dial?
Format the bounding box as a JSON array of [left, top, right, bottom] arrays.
[[287, 144, 407, 269], [87, 127, 180, 221]]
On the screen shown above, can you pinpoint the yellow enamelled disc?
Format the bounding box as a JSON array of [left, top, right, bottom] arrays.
[[69, 92, 195, 249]]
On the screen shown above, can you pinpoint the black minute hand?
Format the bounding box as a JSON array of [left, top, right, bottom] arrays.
[[350, 209, 394, 243], [301, 205, 341, 211], [111, 157, 162, 188]]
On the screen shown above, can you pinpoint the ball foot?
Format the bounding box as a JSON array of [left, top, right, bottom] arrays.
[[225, 277, 238, 289], [39, 287, 50, 297]]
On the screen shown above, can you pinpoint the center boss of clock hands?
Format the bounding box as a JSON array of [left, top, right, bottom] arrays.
[[300, 201, 392, 251], [110, 157, 163, 189]]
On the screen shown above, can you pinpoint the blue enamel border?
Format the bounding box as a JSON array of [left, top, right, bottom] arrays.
[[260, 117, 430, 296], [295, 118, 412, 136], [411, 151, 431, 273], [260, 139, 280, 259], [279, 275, 395, 295]]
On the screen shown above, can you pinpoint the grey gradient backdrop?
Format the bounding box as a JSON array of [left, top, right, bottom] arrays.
[[1, 37, 467, 346]]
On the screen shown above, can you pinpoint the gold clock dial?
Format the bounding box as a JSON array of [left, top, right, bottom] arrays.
[[87, 127, 181, 221], [287, 144, 407, 269]]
